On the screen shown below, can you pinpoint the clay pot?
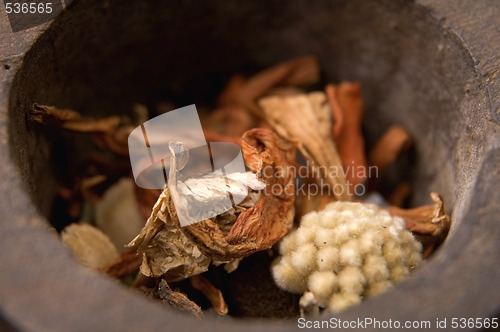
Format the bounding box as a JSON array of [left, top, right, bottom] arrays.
[[0, 0, 499, 330]]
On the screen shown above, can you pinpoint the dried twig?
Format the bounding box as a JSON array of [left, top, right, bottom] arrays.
[[158, 280, 203, 318]]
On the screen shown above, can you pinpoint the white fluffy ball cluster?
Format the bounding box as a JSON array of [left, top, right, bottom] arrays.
[[271, 202, 422, 313]]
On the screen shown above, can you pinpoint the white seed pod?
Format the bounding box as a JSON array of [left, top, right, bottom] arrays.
[[383, 240, 405, 268], [363, 254, 390, 284], [317, 246, 340, 271], [358, 231, 382, 255], [340, 240, 363, 267], [301, 211, 319, 228], [271, 201, 424, 314], [271, 256, 308, 294], [333, 224, 351, 245], [308, 271, 338, 306], [328, 292, 362, 313], [295, 225, 318, 246], [314, 228, 336, 248], [290, 243, 317, 276], [390, 265, 410, 282], [364, 280, 393, 297], [279, 231, 297, 255], [337, 266, 366, 295]]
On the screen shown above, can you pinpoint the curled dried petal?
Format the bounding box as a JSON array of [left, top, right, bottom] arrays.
[[190, 275, 228, 316], [259, 92, 349, 201]]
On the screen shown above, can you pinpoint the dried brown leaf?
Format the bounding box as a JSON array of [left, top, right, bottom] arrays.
[[129, 129, 296, 280]]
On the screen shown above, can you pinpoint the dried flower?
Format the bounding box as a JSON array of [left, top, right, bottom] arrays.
[[271, 202, 422, 313], [129, 128, 296, 281]]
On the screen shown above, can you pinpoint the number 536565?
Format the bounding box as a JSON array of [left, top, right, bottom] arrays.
[[5, 2, 53, 14]]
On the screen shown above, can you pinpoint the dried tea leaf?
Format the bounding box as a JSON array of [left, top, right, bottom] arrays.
[[259, 92, 349, 201], [95, 178, 146, 251], [129, 129, 296, 280], [326, 82, 368, 188], [190, 275, 228, 316], [158, 280, 203, 318], [387, 192, 451, 236], [61, 223, 119, 270]]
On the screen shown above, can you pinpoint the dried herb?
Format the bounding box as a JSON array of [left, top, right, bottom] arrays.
[[158, 280, 203, 318]]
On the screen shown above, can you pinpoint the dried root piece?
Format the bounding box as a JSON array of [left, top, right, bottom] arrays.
[[190, 275, 228, 316], [326, 82, 368, 188], [61, 223, 119, 270], [259, 92, 349, 201], [158, 280, 203, 318], [129, 128, 296, 281], [386, 192, 450, 237]]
